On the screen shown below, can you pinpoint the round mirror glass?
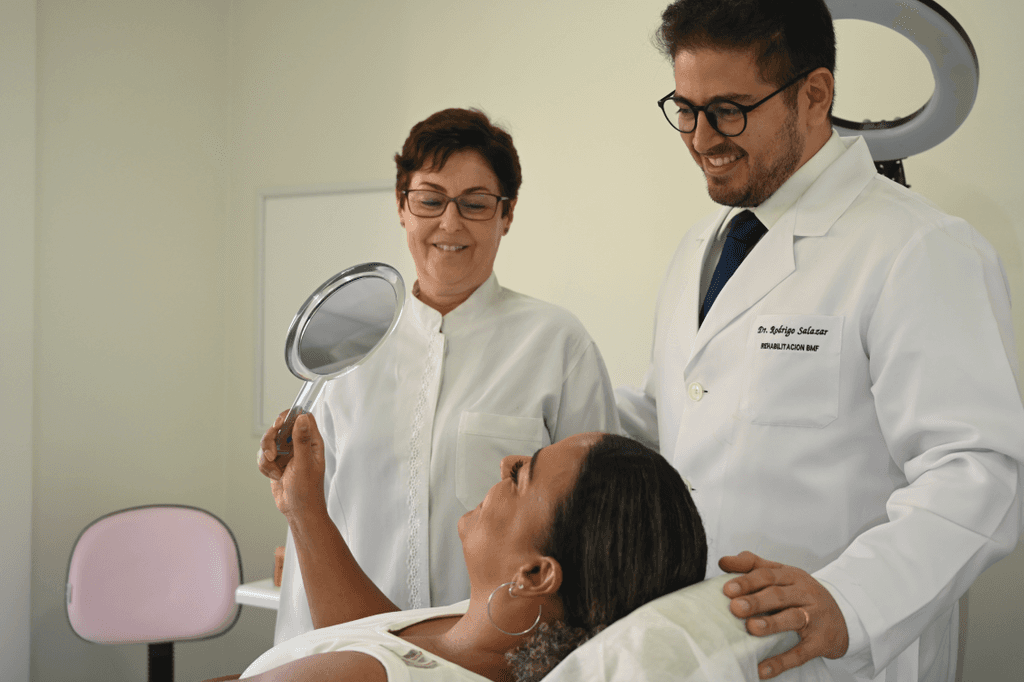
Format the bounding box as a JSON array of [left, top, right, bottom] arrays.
[[294, 276, 398, 378], [273, 262, 405, 461]]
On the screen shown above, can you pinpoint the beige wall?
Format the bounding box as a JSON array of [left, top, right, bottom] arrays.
[[31, 1, 249, 680], [20, 1, 1023, 680], [1, 0, 35, 679]]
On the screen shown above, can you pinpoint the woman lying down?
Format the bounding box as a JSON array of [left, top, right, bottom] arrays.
[[223, 415, 707, 681]]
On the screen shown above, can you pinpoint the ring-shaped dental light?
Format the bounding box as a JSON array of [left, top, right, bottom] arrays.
[[826, 0, 979, 162]]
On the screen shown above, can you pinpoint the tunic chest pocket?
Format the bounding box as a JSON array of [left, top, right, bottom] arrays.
[[741, 315, 843, 428], [455, 412, 548, 511]]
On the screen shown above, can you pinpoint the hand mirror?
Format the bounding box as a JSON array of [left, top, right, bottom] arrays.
[[273, 262, 405, 466]]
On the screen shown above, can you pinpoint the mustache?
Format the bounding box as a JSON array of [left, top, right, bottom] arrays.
[[701, 143, 744, 157]]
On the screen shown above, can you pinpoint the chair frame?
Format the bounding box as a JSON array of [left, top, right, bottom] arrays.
[[66, 504, 244, 682]]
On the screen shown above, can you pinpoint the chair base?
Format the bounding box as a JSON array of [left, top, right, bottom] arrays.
[[149, 642, 173, 682]]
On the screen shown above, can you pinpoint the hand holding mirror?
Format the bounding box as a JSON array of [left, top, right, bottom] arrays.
[[272, 262, 405, 469]]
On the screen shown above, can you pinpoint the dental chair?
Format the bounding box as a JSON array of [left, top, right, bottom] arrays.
[[545, 574, 835, 682], [66, 505, 243, 682]]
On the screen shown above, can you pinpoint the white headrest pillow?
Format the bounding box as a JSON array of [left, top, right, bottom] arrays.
[[543, 574, 835, 682]]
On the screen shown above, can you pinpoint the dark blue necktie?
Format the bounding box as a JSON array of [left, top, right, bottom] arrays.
[[700, 210, 766, 325]]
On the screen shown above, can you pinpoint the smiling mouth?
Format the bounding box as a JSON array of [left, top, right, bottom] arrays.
[[705, 153, 740, 167], [700, 146, 749, 173], [434, 244, 468, 252]]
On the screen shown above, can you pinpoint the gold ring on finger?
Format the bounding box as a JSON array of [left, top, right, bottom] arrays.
[[797, 607, 811, 630]]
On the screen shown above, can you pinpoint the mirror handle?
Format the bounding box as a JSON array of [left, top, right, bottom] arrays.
[[274, 376, 327, 468]]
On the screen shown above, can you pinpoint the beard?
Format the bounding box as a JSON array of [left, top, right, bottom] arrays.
[[704, 114, 804, 207]]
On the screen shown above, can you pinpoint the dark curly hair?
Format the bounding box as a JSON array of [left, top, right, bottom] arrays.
[[507, 434, 707, 681], [655, 0, 836, 114], [394, 107, 521, 217]]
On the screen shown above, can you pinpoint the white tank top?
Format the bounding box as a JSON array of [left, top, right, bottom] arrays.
[[243, 600, 489, 681]]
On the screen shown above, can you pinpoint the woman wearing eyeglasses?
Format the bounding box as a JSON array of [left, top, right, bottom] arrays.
[[261, 108, 620, 645]]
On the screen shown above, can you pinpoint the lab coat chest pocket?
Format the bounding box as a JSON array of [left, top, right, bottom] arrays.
[[742, 315, 843, 428], [455, 412, 548, 511]]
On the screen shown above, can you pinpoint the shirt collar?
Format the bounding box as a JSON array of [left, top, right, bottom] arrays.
[[715, 129, 846, 241], [407, 272, 501, 332]]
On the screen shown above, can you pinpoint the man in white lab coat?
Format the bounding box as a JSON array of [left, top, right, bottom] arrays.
[[617, 1, 1024, 680]]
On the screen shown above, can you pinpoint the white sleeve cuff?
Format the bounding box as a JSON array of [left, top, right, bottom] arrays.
[[817, 576, 873, 671]]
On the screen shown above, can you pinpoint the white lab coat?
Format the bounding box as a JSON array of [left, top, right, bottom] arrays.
[[618, 134, 1024, 681], [276, 273, 620, 643]]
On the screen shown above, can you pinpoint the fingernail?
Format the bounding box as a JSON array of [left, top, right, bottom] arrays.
[[754, 618, 767, 631], [725, 582, 740, 596], [737, 598, 750, 614], [762, 664, 773, 677]]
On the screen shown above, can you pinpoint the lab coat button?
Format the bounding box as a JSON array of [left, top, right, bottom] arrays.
[[688, 382, 704, 401]]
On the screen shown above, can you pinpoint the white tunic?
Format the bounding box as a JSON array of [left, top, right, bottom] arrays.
[[618, 134, 1024, 681], [276, 273, 619, 643], [245, 601, 486, 681]]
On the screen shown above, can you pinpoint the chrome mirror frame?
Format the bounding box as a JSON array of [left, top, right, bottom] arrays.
[[273, 262, 405, 463]]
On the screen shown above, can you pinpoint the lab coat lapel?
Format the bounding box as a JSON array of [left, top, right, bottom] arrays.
[[689, 219, 796, 361], [667, 210, 727, 365], [686, 136, 876, 364], [791, 135, 876, 239]]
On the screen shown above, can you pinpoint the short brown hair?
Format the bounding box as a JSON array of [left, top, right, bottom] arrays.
[[395, 108, 522, 217], [656, 0, 836, 112]]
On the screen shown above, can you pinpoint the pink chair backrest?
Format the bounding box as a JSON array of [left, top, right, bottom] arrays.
[[66, 505, 242, 644]]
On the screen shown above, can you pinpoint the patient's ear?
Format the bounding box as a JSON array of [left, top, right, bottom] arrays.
[[513, 557, 562, 598]]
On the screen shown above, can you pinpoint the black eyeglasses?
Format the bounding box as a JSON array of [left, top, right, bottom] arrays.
[[658, 70, 815, 137], [402, 189, 508, 220]]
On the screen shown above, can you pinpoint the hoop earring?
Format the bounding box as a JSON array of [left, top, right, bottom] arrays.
[[486, 581, 542, 636]]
